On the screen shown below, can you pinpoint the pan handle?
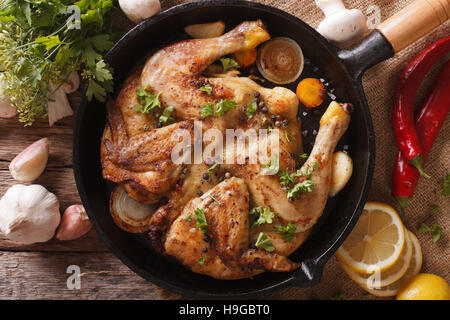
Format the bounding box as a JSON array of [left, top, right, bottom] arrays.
[[338, 0, 449, 80], [378, 0, 450, 53]]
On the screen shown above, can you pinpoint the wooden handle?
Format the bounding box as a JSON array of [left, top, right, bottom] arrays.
[[378, 0, 450, 52]]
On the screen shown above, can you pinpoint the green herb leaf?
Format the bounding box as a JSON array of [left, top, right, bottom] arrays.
[[184, 215, 192, 222], [250, 207, 275, 227], [209, 195, 221, 205], [200, 102, 215, 118], [440, 173, 450, 196], [418, 223, 432, 233], [246, 100, 258, 119], [261, 154, 279, 175], [94, 60, 113, 82], [199, 84, 213, 95], [215, 99, 237, 116], [35, 35, 62, 50], [430, 205, 441, 214], [197, 256, 206, 265], [286, 180, 315, 200], [255, 232, 275, 252], [299, 153, 309, 159], [279, 170, 296, 187], [86, 79, 106, 102], [195, 208, 208, 234], [159, 106, 174, 124], [220, 57, 239, 71], [275, 222, 296, 241], [135, 87, 161, 114], [207, 163, 219, 178], [431, 224, 442, 243]]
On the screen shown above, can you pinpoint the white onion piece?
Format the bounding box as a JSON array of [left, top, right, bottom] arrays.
[[110, 186, 156, 233], [256, 37, 304, 84]]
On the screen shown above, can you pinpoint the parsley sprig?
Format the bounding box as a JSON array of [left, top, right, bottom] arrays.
[[275, 222, 297, 241], [418, 223, 442, 243], [200, 99, 237, 118], [0, 0, 119, 125], [255, 232, 274, 252], [194, 208, 208, 234], [250, 207, 275, 227]]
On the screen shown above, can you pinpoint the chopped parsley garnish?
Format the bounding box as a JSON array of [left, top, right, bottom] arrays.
[[299, 153, 309, 160], [197, 256, 207, 265], [250, 207, 275, 227], [200, 102, 215, 118], [261, 154, 279, 175], [184, 215, 192, 222], [418, 223, 442, 243], [134, 87, 161, 114], [159, 106, 174, 124], [215, 99, 237, 116], [255, 232, 275, 252], [207, 163, 219, 178], [220, 57, 240, 71], [440, 173, 450, 196], [284, 130, 293, 142], [279, 170, 296, 187], [246, 100, 258, 119], [275, 222, 296, 241], [199, 84, 213, 95], [200, 99, 237, 118], [209, 195, 221, 205], [286, 180, 315, 200], [194, 208, 208, 234]]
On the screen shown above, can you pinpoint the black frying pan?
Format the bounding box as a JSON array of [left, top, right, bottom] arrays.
[[73, 0, 448, 299]]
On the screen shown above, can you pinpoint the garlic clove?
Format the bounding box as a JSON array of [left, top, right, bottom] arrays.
[[56, 205, 92, 241], [329, 151, 353, 197], [9, 137, 49, 183], [62, 72, 80, 94]]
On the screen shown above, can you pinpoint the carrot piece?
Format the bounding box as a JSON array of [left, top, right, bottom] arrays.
[[234, 48, 257, 67], [296, 78, 326, 108]]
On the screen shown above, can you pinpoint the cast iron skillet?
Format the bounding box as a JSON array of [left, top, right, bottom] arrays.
[[73, 0, 448, 298]]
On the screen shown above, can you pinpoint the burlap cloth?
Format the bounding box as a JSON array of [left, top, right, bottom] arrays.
[[157, 0, 448, 299]]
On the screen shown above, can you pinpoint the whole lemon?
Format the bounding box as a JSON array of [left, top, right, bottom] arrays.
[[397, 273, 450, 300]]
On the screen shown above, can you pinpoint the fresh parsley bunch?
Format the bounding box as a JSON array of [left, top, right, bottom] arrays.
[[0, 0, 120, 125]]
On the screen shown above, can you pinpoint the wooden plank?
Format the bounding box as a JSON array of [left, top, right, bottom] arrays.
[[0, 251, 182, 299]]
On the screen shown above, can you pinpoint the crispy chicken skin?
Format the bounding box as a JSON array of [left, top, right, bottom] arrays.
[[101, 20, 352, 279]]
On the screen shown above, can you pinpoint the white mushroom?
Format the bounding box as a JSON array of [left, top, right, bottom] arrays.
[[0, 184, 61, 245], [315, 0, 368, 48], [118, 0, 161, 24], [9, 137, 50, 183]]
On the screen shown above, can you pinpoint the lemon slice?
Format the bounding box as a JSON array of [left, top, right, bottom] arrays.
[[336, 202, 405, 273], [357, 230, 423, 297], [340, 228, 412, 288]]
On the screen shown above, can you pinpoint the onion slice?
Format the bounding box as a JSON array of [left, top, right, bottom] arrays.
[[256, 37, 304, 84], [110, 185, 156, 233]]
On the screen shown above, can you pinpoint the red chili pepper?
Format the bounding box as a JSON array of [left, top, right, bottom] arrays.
[[392, 36, 450, 178], [392, 58, 450, 210]]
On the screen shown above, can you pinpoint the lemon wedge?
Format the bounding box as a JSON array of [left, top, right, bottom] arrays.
[[337, 202, 405, 273], [340, 227, 412, 288]]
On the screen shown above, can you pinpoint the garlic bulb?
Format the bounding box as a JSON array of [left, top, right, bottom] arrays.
[[119, 0, 161, 24], [9, 137, 49, 183], [0, 184, 60, 245], [56, 205, 92, 241]]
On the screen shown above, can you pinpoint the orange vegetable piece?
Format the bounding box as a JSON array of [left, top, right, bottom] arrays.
[[234, 48, 257, 67], [296, 78, 326, 108]]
